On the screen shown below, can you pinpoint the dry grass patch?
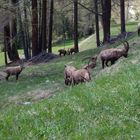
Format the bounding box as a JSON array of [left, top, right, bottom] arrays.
[[8, 89, 53, 105], [27, 89, 53, 102]]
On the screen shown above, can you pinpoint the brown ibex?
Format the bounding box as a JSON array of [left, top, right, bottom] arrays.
[[64, 65, 77, 85], [64, 65, 91, 86], [3, 59, 25, 80], [69, 47, 77, 54], [99, 41, 129, 68], [58, 49, 67, 56], [71, 69, 91, 85]]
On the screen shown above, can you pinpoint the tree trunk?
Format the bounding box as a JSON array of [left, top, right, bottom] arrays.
[[18, 7, 26, 59], [4, 25, 8, 65], [18, 5, 31, 60], [38, 0, 42, 52], [94, 0, 100, 47], [32, 0, 39, 56], [41, 0, 47, 51], [11, 0, 20, 60], [74, 0, 79, 53], [4, 24, 13, 61], [101, 0, 111, 43], [120, 0, 126, 33], [23, 0, 31, 59], [11, 18, 20, 60], [48, 0, 54, 53]]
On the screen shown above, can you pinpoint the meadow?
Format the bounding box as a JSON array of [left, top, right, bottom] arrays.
[[0, 22, 140, 139]]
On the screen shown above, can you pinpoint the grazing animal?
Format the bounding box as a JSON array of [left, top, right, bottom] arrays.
[[71, 69, 91, 85], [3, 60, 25, 80], [64, 65, 77, 85], [64, 65, 91, 85], [58, 49, 67, 56], [99, 41, 129, 68], [138, 23, 140, 36], [69, 47, 77, 54], [82, 55, 97, 70]]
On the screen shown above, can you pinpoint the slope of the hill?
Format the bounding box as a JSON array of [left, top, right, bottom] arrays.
[[79, 22, 138, 51], [0, 32, 140, 139]]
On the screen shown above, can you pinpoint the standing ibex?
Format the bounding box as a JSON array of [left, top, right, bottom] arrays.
[[3, 59, 25, 81], [70, 69, 91, 85], [99, 41, 129, 68], [69, 47, 77, 54], [58, 49, 67, 56], [64, 65, 77, 85]]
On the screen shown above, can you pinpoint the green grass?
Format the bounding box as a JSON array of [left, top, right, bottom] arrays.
[[52, 39, 74, 53], [111, 22, 138, 36], [0, 22, 137, 66], [80, 21, 138, 51], [0, 52, 5, 66], [52, 38, 84, 54], [0, 23, 140, 139], [0, 49, 24, 66]]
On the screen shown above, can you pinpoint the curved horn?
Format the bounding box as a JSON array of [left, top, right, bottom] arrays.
[[122, 41, 126, 47], [123, 41, 129, 48], [124, 41, 129, 47], [122, 40, 128, 45], [123, 40, 129, 52]]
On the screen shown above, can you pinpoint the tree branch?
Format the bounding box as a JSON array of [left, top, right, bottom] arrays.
[[69, 0, 103, 16]]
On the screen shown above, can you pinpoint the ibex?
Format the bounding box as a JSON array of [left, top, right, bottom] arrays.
[[64, 65, 91, 86], [70, 69, 91, 85], [58, 49, 67, 56], [64, 65, 77, 85], [99, 41, 129, 68], [3, 59, 25, 80], [69, 47, 77, 54]]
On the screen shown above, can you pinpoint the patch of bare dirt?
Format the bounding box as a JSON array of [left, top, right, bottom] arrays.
[[8, 89, 53, 105], [27, 89, 53, 102]]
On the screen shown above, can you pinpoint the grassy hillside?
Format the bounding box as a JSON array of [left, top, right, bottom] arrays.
[[80, 22, 138, 51], [0, 25, 140, 139], [0, 22, 137, 66], [52, 22, 139, 53]]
